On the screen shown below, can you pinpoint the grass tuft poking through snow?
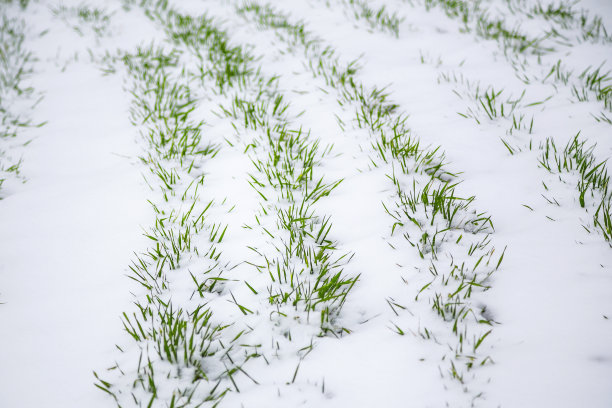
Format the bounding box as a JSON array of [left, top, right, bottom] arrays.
[[539, 133, 612, 243]]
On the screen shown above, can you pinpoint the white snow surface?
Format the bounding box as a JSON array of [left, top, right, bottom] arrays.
[[1, 0, 611, 407]]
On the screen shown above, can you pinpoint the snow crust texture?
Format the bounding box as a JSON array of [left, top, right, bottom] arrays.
[[0, 0, 611, 407]]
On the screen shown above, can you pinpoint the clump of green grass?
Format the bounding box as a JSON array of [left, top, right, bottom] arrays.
[[438, 70, 534, 137], [573, 64, 612, 112], [328, 0, 403, 37], [424, 0, 553, 55], [539, 133, 612, 243], [540, 59, 611, 123], [530, 0, 575, 23], [542, 59, 572, 85], [50, 3, 114, 38], [521, 0, 611, 43], [476, 13, 554, 55]]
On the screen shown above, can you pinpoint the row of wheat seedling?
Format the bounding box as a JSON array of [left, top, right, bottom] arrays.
[[93, 3, 254, 405], [237, 1, 505, 400], [218, 94, 358, 331]]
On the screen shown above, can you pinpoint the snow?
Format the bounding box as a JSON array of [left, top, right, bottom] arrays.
[[1, 0, 611, 407]]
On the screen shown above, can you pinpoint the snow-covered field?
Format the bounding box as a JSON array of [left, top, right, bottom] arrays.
[[1, 0, 611, 407]]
